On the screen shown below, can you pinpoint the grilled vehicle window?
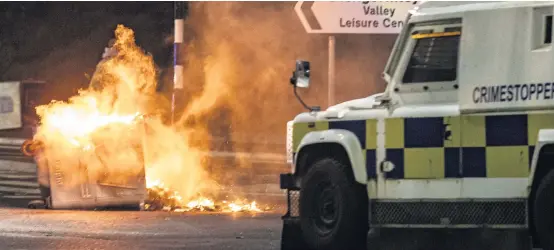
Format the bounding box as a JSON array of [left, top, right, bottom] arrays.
[[403, 33, 460, 84]]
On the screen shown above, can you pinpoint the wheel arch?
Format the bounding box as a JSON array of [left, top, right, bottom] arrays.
[[294, 129, 367, 184], [528, 129, 554, 248]]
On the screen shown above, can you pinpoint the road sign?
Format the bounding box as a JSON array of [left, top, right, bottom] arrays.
[[295, 1, 418, 34]]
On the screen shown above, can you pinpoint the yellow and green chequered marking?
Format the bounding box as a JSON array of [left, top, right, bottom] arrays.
[[384, 113, 554, 179], [383, 116, 460, 179], [292, 121, 329, 154], [291, 111, 554, 180]]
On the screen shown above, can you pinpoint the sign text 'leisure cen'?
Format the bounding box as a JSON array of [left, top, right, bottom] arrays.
[[295, 1, 417, 34]]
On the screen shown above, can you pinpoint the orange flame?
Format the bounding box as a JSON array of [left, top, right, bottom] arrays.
[[34, 24, 211, 202], [35, 25, 270, 212], [33, 24, 269, 212], [146, 178, 267, 213]]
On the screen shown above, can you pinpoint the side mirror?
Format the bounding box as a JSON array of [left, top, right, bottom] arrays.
[[289, 59, 319, 112], [290, 60, 310, 88]]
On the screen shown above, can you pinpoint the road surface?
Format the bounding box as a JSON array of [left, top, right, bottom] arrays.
[[0, 154, 288, 250], [0, 158, 285, 209], [0, 208, 284, 250]]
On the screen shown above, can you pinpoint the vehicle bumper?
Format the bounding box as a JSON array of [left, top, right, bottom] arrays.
[[280, 173, 300, 220], [279, 173, 298, 190]]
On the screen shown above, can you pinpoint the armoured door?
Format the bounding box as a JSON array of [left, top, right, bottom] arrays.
[[378, 20, 464, 198]]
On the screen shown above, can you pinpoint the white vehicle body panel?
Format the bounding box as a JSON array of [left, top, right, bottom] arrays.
[[529, 129, 554, 185], [296, 129, 367, 184]]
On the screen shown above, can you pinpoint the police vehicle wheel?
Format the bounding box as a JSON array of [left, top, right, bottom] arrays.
[[534, 168, 554, 250], [281, 221, 314, 250], [299, 158, 368, 250]]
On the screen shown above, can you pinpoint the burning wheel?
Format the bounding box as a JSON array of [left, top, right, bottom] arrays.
[[299, 158, 368, 250]]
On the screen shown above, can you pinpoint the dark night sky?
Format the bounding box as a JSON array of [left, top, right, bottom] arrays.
[[0, 2, 177, 89], [0, 1, 397, 150]]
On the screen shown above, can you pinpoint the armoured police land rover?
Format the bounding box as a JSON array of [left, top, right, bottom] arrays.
[[280, 1, 554, 250]]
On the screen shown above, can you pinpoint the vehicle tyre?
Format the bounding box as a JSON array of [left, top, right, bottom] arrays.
[[299, 158, 368, 250], [281, 221, 315, 250], [534, 168, 554, 250]]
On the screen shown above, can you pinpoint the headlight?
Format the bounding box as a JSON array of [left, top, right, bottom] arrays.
[[286, 121, 294, 165]]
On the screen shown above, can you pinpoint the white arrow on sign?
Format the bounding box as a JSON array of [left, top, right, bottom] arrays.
[[295, 1, 418, 34]]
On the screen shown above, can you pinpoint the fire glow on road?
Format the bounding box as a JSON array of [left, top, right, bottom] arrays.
[[145, 179, 269, 213]]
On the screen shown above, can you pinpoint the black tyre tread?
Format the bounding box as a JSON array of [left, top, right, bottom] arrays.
[[281, 222, 316, 250], [534, 168, 554, 250], [299, 158, 368, 250]]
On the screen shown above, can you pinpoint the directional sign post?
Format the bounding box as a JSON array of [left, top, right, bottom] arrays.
[[328, 35, 335, 107], [295, 1, 416, 106]]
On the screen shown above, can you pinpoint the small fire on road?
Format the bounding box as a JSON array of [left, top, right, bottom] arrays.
[[31, 24, 272, 213], [145, 179, 269, 213]]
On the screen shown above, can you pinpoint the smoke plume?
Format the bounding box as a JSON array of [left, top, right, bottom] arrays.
[[175, 2, 396, 187]]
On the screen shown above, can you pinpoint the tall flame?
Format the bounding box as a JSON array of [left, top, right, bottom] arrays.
[[32, 24, 269, 213], [33, 24, 212, 201]]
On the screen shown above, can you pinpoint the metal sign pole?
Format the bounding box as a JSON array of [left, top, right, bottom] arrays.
[[328, 35, 336, 108], [295, 1, 414, 108], [172, 2, 185, 125]]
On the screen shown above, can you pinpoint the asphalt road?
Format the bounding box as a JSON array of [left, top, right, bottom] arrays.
[[0, 208, 284, 250], [0, 157, 288, 250]]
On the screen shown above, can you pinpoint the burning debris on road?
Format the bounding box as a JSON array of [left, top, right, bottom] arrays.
[[145, 180, 271, 213]]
